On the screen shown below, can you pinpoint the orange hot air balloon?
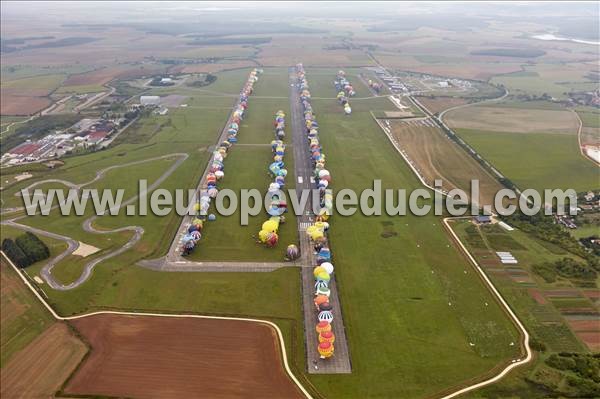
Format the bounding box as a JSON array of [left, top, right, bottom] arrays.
[[318, 341, 334, 358], [314, 294, 329, 309], [315, 320, 331, 334], [319, 330, 336, 344]]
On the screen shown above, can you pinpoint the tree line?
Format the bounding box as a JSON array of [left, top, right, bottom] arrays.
[[2, 232, 50, 268]]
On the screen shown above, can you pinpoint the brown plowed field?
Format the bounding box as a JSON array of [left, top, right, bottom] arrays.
[[0, 323, 87, 399], [388, 118, 505, 208], [1, 95, 51, 115], [416, 96, 469, 115], [65, 314, 304, 399]]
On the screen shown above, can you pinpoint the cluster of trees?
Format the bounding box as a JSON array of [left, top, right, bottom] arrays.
[[504, 212, 589, 258], [526, 353, 600, 398], [188, 73, 217, 87], [2, 232, 50, 268], [580, 235, 600, 257], [533, 257, 598, 283]]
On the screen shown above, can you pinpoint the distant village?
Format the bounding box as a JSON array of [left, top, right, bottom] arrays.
[[0, 92, 179, 167], [1, 118, 123, 166]]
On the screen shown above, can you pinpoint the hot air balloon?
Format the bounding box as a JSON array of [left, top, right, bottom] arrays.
[[258, 229, 269, 243], [316, 271, 330, 282], [318, 342, 334, 359], [286, 244, 299, 260], [314, 294, 329, 309], [208, 214, 216, 221], [262, 219, 279, 233], [319, 331, 335, 344], [318, 310, 334, 323], [265, 232, 279, 247], [319, 302, 333, 312], [313, 266, 326, 278], [321, 262, 334, 274], [190, 230, 201, 241], [316, 286, 331, 297], [315, 280, 329, 290], [315, 320, 331, 334]]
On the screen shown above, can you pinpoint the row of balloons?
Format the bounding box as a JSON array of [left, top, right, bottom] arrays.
[[297, 63, 336, 359], [257, 110, 290, 247], [181, 69, 261, 256], [335, 70, 354, 115]]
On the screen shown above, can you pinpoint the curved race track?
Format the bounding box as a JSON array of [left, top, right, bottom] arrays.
[[1, 153, 189, 290]]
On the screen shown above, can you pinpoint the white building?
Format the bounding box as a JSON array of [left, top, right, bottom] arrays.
[[140, 96, 161, 106]]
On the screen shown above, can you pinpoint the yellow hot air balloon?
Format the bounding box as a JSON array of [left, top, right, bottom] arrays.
[[313, 266, 326, 278], [319, 331, 336, 344], [262, 220, 279, 233], [315, 320, 331, 334], [258, 229, 270, 243], [318, 341, 334, 358], [310, 230, 324, 241], [317, 271, 330, 281]]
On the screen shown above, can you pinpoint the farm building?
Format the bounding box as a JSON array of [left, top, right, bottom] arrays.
[[474, 215, 492, 224], [140, 96, 161, 106]]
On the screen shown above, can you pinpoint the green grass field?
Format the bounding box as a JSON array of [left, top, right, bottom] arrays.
[[455, 128, 599, 192], [1, 74, 65, 92]]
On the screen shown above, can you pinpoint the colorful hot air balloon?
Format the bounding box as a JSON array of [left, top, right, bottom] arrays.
[[318, 310, 334, 323], [319, 331, 335, 344], [316, 286, 331, 297], [314, 294, 329, 309], [316, 271, 330, 282], [315, 320, 331, 334], [313, 266, 326, 278], [286, 244, 299, 259], [318, 341, 334, 358]]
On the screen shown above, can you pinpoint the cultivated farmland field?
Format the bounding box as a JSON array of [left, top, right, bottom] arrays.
[[65, 314, 304, 399], [455, 128, 599, 192], [387, 118, 505, 207], [445, 106, 580, 135]]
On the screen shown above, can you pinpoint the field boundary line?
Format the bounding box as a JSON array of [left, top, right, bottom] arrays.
[[0, 251, 314, 399]]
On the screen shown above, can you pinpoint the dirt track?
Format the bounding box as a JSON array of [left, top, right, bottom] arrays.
[[65, 314, 305, 399]]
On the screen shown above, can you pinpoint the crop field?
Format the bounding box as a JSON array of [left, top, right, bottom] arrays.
[[65, 314, 304, 398], [303, 91, 521, 398], [1, 322, 87, 399], [0, 257, 87, 398], [1, 73, 65, 115], [1, 258, 55, 366], [490, 63, 599, 99], [451, 220, 590, 353], [445, 106, 580, 135], [416, 96, 470, 114], [455, 128, 599, 192], [387, 118, 505, 207]]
